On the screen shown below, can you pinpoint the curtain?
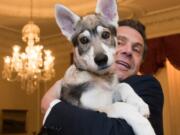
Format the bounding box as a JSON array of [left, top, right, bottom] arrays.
[[140, 33, 180, 74]]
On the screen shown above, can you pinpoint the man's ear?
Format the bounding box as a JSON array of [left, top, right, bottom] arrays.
[[55, 4, 80, 41], [95, 0, 119, 27]]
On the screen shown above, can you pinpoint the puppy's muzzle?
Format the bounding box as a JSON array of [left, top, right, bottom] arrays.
[[94, 53, 109, 70]]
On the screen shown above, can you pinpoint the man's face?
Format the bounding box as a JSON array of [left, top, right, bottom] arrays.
[[114, 26, 144, 80]]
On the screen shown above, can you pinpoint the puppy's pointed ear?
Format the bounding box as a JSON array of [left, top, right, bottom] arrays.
[[95, 0, 119, 27], [55, 4, 80, 41]]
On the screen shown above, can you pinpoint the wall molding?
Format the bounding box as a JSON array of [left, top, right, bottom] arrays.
[[140, 5, 180, 38]]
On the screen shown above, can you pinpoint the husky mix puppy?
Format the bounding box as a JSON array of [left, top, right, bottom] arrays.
[[48, 0, 156, 134]]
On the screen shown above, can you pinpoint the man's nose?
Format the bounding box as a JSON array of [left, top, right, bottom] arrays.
[[121, 44, 132, 57]]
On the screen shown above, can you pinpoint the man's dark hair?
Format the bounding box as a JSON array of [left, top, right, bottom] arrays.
[[118, 19, 147, 59]]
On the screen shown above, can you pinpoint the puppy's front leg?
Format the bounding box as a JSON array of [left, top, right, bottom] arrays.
[[100, 102, 156, 135], [114, 83, 150, 118]]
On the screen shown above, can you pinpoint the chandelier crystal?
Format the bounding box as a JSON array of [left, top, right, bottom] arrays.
[[2, 21, 55, 94]]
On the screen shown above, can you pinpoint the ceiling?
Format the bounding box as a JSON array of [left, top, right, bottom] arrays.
[[0, 0, 180, 78], [0, 0, 180, 38]]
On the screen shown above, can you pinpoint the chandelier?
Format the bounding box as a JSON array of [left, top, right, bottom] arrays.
[[2, 1, 55, 94]]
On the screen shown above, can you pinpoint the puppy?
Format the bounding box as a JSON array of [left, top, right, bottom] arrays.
[[42, 0, 156, 135]]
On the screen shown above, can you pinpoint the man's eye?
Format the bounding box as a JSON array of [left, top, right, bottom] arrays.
[[79, 36, 89, 44], [101, 31, 110, 39], [118, 41, 124, 46], [133, 47, 141, 54]]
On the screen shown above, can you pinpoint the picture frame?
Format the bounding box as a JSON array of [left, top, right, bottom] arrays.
[[1, 109, 27, 133]]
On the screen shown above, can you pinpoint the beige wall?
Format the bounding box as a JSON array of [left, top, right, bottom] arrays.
[[0, 80, 38, 135], [166, 60, 180, 135]]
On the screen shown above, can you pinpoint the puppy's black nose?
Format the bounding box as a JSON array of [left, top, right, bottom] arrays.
[[94, 53, 108, 67]]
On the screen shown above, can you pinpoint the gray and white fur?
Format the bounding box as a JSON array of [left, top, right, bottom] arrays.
[[55, 0, 155, 135]]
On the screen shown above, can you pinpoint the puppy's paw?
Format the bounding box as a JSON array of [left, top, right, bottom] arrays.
[[128, 97, 150, 118], [138, 101, 150, 118], [116, 83, 150, 117]]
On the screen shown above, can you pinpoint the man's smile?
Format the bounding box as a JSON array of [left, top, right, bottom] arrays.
[[115, 60, 131, 71]]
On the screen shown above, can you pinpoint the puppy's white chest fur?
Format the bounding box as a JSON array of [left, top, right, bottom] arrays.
[[80, 80, 114, 110]]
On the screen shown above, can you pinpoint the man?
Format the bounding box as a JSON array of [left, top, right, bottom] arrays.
[[40, 19, 164, 135]]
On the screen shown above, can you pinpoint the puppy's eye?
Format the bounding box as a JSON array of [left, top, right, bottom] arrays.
[[101, 31, 110, 39], [79, 36, 89, 44]]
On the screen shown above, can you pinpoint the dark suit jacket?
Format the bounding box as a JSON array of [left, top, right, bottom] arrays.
[[40, 75, 164, 135]]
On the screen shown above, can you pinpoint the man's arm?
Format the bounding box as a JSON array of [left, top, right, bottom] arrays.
[[41, 80, 62, 113], [40, 75, 163, 135], [41, 101, 134, 135], [40, 81, 135, 135]]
